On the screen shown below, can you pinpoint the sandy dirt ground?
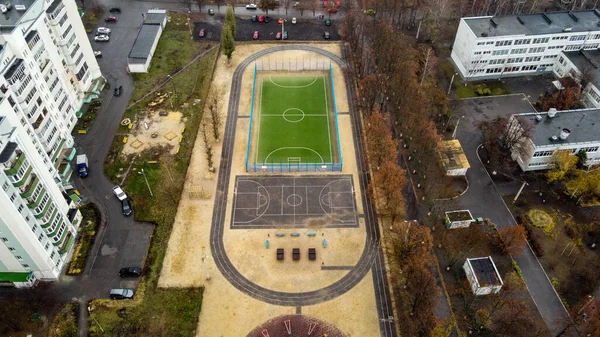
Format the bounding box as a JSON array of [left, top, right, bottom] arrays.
[[159, 43, 380, 337], [122, 110, 186, 155]]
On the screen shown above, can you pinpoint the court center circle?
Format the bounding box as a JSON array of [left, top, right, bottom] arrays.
[[282, 108, 305, 123], [286, 194, 303, 207]]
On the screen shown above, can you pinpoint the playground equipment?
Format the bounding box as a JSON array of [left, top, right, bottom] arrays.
[[323, 239, 327, 248]]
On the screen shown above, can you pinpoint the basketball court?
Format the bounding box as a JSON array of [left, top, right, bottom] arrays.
[[231, 175, 358, 229]]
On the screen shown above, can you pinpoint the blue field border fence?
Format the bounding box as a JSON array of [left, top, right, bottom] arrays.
[[245, 60, 343, 173], [245, 64, 257, 172]]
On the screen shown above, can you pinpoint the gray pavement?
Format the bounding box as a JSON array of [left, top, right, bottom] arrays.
[[453, 94, 571, 336]]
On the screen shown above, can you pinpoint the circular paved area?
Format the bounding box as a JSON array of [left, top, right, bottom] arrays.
[[210, 45, 379, 306], [246, 314, 346, 337]]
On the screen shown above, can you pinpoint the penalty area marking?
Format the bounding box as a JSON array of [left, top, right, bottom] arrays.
[[264, 147, 325, 164], [269, 75, 320, 89]]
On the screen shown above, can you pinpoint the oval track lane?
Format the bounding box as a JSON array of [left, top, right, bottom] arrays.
[[210, 45, 396, 336]]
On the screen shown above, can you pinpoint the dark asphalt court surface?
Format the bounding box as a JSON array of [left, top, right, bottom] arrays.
[[231, 175, 357, 229], [193, 15, 340, 41]]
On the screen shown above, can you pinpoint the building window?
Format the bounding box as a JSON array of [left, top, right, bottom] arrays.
[[1, 237, 8, 242], [22, 264, 30, 268], [511, 48, 528, 54], [504, 66, 520, 72], [533, 150, 554, 157], [496, 40, 512, 47], [552, 36, 568, 40], [492, 50, 509, 56], [8, 247, 15, 251], [522, 65, 538, 71], [45, 242, 50, 250], [581, 146, 599, 153], [569, 35, 586, 41], [61, 24, 72, 39], [15, 256, 23, 260], [485, 67, 503, 74], [489, 59, 506, 65], [2, 181, 8, 191], [529, 47, 545, 53], [32, 225, 38, 232], [38, 233, 43, 242], [10, 193, 16, 202], [524, 56, 541, 62], [514, 38, 531, 45], [565, 45, 582, 51], [532, 37, 549, 44], [18, 204, 24, 212], [25, 87, 37, 104], [507, 57, 523, 63], [76, 62, 88, 81], [50, 251, 56, 259], [58, 13, 68, 26]]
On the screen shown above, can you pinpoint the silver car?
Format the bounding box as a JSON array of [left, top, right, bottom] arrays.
[[94, 35, 110, 42], [97, 27, 111, 34], [110, 288, 134, 299]]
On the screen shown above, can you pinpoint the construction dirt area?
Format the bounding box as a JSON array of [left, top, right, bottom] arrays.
[[159, 43, 384, 337]]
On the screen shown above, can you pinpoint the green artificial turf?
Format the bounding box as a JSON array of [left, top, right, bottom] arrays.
[[255, 74, 335, 165]]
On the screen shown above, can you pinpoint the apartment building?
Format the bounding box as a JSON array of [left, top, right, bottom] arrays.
[[554, 49, 600, 108], [451, 10, 600, 80], [509, 108, 600, 171], [0, 0, 102, 287]]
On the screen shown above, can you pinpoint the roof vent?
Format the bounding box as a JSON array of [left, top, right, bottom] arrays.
[[490, 19, 498, 28], [0, 4, 7, 13], [4, 2, 11, 10], [548, 108, 558, 118], [517, 16, 524, 24], [551, 135, 558, 141], [559, 128, 571, 140], [481, 32, 488, 37], [535, 114, 543, 122], [568, 11, 579, 21], [542, 13, 552, 24], [563, 26, 573, 32], [14, 4, 25, 11]]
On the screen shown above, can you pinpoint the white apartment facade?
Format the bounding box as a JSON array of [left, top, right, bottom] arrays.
[[0, 0, 102, 287], [509, 108, 600, 171], [451, 10, 600, 80], [553, 49, 600, 109]]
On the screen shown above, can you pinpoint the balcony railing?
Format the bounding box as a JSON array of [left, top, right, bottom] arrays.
[[4, 152, 24, 176], [11, 165, 32, 188], [58, 233, 74, 255], [20, 174, 39, 199]]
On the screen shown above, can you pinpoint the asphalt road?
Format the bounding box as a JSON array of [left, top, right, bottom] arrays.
[[193, 15, 340, 41], [453, 95, 572, 336]]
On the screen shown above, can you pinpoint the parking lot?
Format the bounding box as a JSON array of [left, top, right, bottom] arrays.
[[193, 15, 340, 42]]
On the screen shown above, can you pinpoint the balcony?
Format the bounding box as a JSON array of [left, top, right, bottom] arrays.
[[50, 139, 66, 163], [20, 174, 39, 199], [27, 189, 47, 209], [32, 113, 45, 130], [41, 209, 59, 229], [58, 232, 74, 255], [34, 198, 52, 219], [4, 151, 24, 176], [12, 165, 33, 188]]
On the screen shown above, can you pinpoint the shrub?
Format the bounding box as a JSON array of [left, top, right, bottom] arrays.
[[529, 232, 545, 257], [512, 260, 523, 277], [483, 88, 492, 95]]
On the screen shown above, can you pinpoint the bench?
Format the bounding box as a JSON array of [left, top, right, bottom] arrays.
[[292, 248, 300, 260], [308, 248, 316, 260]]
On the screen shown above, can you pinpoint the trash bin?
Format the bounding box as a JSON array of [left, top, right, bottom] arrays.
[[476, 217, 484, 224]]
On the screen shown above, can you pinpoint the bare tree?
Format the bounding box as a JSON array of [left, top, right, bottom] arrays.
[[215, 0, 224, 12], [207, 88, 222, 141], [283, 0, 291, 15], [578, 59, 597, 89], [195, 0, 205, 12], [200, 120, 214, 170], [482, 116, 535, 170]]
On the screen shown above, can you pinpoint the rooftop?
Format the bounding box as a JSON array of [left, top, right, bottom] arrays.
[[563, 49, 600, 89], [465, 10, 600, 38], [0, 0, 38, 29], [438, 140, 470, 172], [516, 108, 600, 147], [468, 257, 502, 287], [128, 24, 161, 61], [144, 12, 166, 26]]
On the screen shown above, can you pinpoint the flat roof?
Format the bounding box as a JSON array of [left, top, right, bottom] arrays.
[[0, 0, 38, 28], [128, 24, 161, 60], [516, 108, 600, 147], [465, 10, 600, 38], [144, 12, 166, 25], [438, 140, 470, 171], [468, 257, 502, 287], [563, 50, 600, 89]]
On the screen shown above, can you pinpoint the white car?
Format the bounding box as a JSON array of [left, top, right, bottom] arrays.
[[292, 17, 297, 24], [113, 186, 127, 201], [93, 51, 102, 57], [97, 27, 111, 34], [94, 35, 110, 42], [246, 3, 257, 9]]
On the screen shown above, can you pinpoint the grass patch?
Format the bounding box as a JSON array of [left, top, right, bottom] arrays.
[[82, 7, 105, 32], [0, 301, 45, 337], [73, 100, 102, 134], [67, 203, 100, 275], [90, 11, 218, 337], [45, 302, 78, 337], [257, 75, 335, 164], [440, 60, 510, 98]]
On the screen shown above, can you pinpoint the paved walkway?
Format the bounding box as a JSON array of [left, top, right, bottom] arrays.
[[453, 95, 571, 336]]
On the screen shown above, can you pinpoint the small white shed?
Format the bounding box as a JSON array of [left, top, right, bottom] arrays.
[[463, 257, 503, 296]]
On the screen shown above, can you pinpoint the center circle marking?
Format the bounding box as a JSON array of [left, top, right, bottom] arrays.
[[282, 108, 305, 123], [286, 194, 303, 207]]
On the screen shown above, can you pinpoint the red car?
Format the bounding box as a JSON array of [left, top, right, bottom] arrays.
[[105, 16, 117, 22], [258, 15, 265, 23], [253, 31, 259, 40], [199, 28, 206, 38], [275, 32, 282, 40]]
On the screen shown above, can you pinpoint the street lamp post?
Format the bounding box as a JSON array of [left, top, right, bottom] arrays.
[[201, 256, 211, 280], [447, 72, 458, 96], [138, 168, 153, 197], [167, 74, 177, 97]]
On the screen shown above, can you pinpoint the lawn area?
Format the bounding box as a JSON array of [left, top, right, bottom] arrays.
[[256, 74, 336, 165], [505, 191, 600, 308], [440, 60, 510, 99], [45, 302, 78, 337], [67, 203, 100, 275], [91, 11, 217, 337], [73, 99, 102, 134], [82, 7, 104, 33]]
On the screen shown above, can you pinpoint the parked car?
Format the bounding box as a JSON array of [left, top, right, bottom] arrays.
[[253, 31, 259, 40], [94, 51, 102, 58], [208, 9, 215, 15], [258, 15, 265, 23], [94, 35, 109, 42], [292, 17, 297, 24], [252, 15, 258, 22], [275, 32, 282, 40], [105, 16, 117, 22], [97, 27, 111, 35], [265, 15, 272, 23], [246, 3, 257, 9], [283, 31, 288, 40], [323, 31, 330, 39], [199, 28, 206, 38], [109, 7, 121, 13], [114, 85, 122, 96], [121, 198, 132, 216], [112, 185, 127, 200], [325, 19, 331, 26], [119, 267, 141, 277], [277, 18, 284, 24], [110, 288, 134, 300]]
